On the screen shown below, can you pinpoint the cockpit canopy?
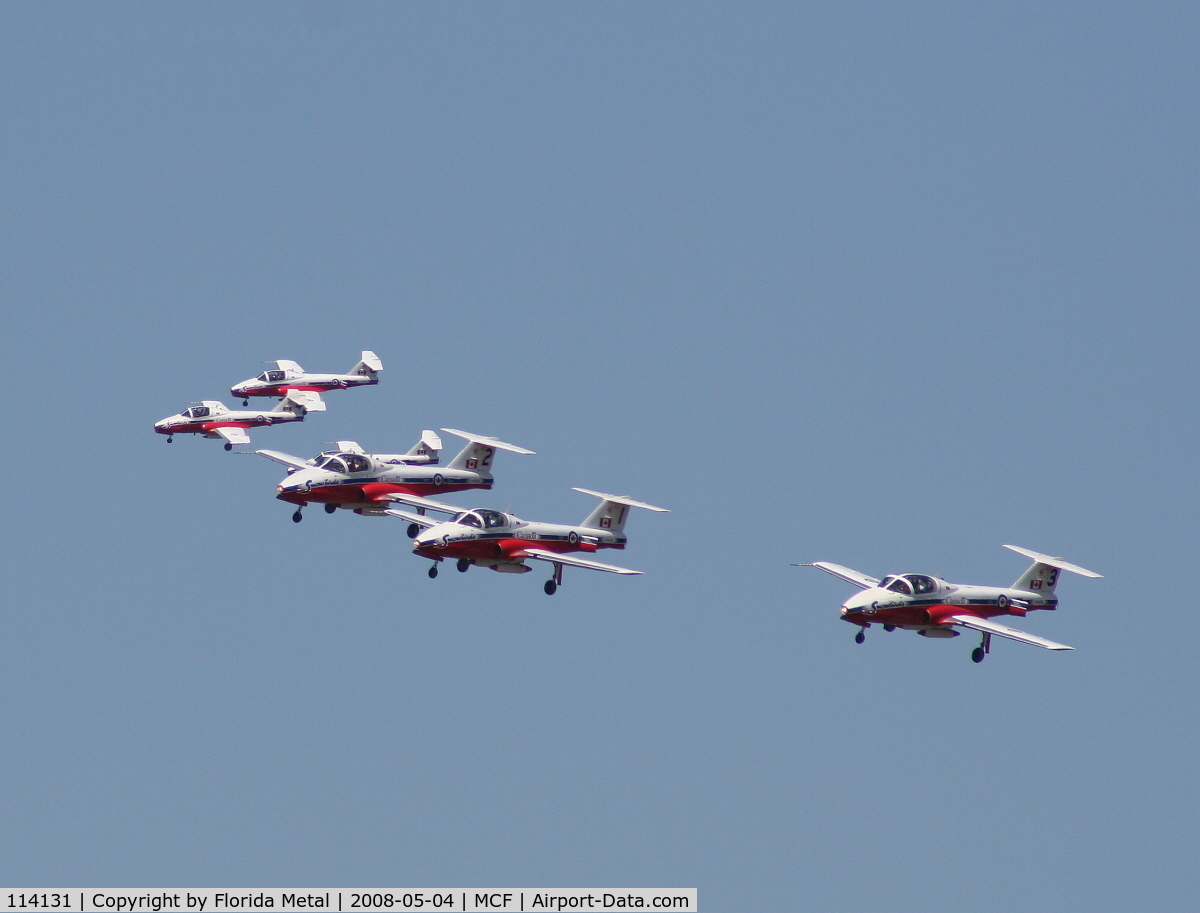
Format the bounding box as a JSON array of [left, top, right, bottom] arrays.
[[880, 574, 938, 596], [315, 453, 371, 473], [257, 370, 288, 383], [453, 508, 508, 529], [185, 406, 211, 418]]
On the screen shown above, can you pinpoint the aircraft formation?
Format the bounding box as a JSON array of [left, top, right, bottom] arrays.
[[155, 351, 668, 595], [157, 350, 1101, 659]]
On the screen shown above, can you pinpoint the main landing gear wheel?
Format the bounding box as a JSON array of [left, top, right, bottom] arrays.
[[854, 630, 865, 644], [457, 558, 471, 573], [242, 399, 249, 406], [544, 580, 558, 595], [292, 509, 303, 523], [325, 503, 337, 514], [971, 647, 986, 663], [972, 632, 992, 663], [428, 564, 439, 579], [166, 437, 173, 443], [407, 524, 420, 539], [224, 442, 233, 451], [884, 624, 896, 632]]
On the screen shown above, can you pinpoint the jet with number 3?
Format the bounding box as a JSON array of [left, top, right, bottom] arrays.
[[798, 545, 1101, 662], [154, 391, 326, 450], [386, 488, 668, 594]]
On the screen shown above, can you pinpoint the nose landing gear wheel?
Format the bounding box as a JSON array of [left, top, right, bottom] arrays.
[[544, 579, 557, 595], [407, 524, 420, 539], [884, 624, 895, 632], [457, 558, 471, 573], [292, 509, 303, 523], [854, 630, 866, 644], [428, 564, 439, 579], [325, 503, 337, 514], [167, 437, 173, 443], [243, 399, 249, 406]]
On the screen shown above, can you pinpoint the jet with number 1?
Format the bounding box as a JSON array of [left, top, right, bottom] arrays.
[[798, 545, 1101, 662], [386, 488, 668, 594], [153, 391, 326, 450]]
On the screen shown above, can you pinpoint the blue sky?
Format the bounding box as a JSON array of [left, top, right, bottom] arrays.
[[0, 3, 1196, 910]]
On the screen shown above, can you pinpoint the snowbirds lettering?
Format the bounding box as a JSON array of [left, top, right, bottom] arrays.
[[799, 545, 1102, 662], [153, 391, 326, 450], [387, 488, 669, 594], [231, 351, 382, 404], [254, 429, 533, 523]]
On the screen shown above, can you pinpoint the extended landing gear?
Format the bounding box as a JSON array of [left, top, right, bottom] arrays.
[[407, 524, 420, 539], [544, 562, 563, 595], [884, 624, 896, 632], [167, 436, 173, 443], [292, 509, 303, 523], [325, 503, 337, 514], [971, 632, 992, 663], [242, 399, 249, 406], [457, 558, 471, 573], [428, 563, 439, 579], [224, 443, 233, 451], [854, 629, 866, 644]]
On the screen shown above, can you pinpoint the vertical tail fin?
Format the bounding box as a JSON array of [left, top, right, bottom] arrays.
[[573, 488, 669, 536], [349, 350, 383, 378], [1004, 545, 1102, 595], [442, 429, 534, 473], [405, 430, 443, 464]]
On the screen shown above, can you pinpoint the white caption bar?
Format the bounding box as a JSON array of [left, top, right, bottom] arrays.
[[0, 892, 696, 913]]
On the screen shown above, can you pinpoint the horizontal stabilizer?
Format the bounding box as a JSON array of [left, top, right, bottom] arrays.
[[796, 562, 880, 590], [251, 449, 312, 470], [382, 492, 466, 515], [522, 548, 643, 575], [571, 488, 670, 512], [281, 390, 326, 412], [1003, 545, 1102, 578], [441, 429, 535, 455], [212, 426, 251, 445], [949, 614, 1074, 651], [384, 509, 440, 530]]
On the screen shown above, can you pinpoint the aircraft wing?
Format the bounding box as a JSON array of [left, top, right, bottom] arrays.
[[383, 509, 441, 529], [251, 449, 312, 470], [213, 426, 251, 445], [521, 548, 643, 575], [948, 614, 1074, 651], [382, 492, 466, 515], [795, 562, 880, 589]]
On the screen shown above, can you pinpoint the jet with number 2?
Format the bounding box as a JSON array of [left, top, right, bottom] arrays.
[[798, 545, 1101, 662], [386, 488, 668, 594], [254, 429, 533, 522]]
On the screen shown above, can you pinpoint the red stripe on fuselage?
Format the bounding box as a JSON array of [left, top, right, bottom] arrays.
[[275, 479, 490, 506], [846, 602, 1023, 628]]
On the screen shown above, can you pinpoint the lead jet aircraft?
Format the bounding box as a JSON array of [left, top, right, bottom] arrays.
[[387, 488, 668, 594], [799, 545, 1101, 662], [254, 429, 533, 522], [154, 391, 326, 449], [230, 351, 382, 404]]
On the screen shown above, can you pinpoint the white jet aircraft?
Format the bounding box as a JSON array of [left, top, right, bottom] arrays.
[[388, 488, 668, 594], [254, 429, 533, 522], [799, 545, 1101, 662], [154, 391, 326, 450], [231, 351, 382, 404]]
